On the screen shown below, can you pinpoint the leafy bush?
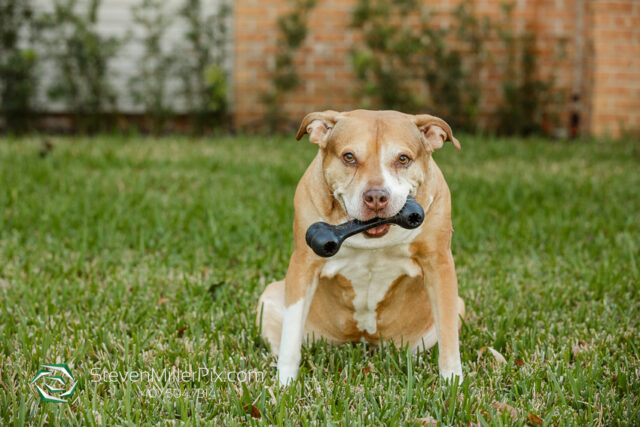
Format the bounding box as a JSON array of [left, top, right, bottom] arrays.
[[39, 0, 120, 132], [262, 0, 316, 133], [0, 0, 38, 133], [350, 0, 423, 112], [350, 0, 562, 135], [128, 0, 176, 134], [494, 4, 564, 136], [1, 0, 232, 134], [350, 0, 489, 131], [174, 0, 231, 134]]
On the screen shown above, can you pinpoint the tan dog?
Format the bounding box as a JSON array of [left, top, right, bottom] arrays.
[[257, 110, 465, 386]]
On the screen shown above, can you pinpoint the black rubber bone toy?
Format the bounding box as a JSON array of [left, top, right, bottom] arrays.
[[305, 196, 425, 257]]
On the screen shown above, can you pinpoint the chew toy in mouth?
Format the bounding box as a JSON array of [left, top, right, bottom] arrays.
[[364, 224, 391, 237], [305, 196, 424, 257]]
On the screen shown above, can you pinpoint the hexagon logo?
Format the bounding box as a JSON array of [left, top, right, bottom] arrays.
[[30, 364, 77, 403]]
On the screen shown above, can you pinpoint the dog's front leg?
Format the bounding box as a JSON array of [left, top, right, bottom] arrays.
[[277, 251, 320, 386], [423, 249, 463, 381]]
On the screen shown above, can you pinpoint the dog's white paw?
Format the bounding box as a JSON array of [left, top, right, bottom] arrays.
[[439, 358, 463, 383], [440, 368, 463, 383], [277, 364, 298, 387]]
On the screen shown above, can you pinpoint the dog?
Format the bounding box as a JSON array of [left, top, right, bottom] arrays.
[[257, 109, 465, 386]]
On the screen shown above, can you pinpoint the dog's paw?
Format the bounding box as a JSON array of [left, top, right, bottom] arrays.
[[439, 368, 463, 383], [277, 364, 299, 387], [439, 358, 463, 383]]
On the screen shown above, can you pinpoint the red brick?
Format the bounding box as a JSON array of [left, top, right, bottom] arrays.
[[232, 0, 640, 136]]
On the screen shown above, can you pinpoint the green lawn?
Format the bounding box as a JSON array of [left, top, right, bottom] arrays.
[[1, 134, 638, 425]]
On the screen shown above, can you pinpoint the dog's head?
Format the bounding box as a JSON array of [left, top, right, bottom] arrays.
[[297, 110, 460, 236]]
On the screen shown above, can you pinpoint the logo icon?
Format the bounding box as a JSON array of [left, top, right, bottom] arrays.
[[30, 364, 77, 403]]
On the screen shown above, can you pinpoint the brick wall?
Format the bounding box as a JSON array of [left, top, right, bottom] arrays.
[[586, 0, 640, 137], [234, 0, 358, 129], [233, 0, 640, 137]]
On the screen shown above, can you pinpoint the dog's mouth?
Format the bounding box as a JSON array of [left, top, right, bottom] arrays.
[[335, 194, 398, 238], [364, 223, 391, 238]]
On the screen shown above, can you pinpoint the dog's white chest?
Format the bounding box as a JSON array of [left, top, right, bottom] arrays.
[[320, 228, 422, 334]]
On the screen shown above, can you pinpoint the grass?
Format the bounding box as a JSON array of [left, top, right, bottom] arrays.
[[0, 134, 638, 425]]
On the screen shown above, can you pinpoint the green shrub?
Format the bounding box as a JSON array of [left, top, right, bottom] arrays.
[[350, 0, 562, 135], [0, 0, 38, 133], [350, 0, 422, 112], [350, 0, 488, 131], [174, 0, 230, 134], [495, 3, 565, 136], [128, 0, 176, 134], [262, 0, 316, 133], [40, 0, 120, 132]]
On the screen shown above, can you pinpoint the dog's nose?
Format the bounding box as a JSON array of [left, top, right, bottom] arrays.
[[363, 188, 389, 212]]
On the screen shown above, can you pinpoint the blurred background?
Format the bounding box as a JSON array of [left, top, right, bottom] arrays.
[[1, 0, 639, 138]]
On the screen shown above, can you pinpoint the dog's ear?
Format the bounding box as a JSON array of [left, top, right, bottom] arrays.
[[296, 110, 342, 148], [413, 114, 461, 152]]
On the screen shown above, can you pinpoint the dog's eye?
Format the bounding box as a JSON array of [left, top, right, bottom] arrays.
[[398, 155, 411, 166], [343, 152, 356, 164]]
